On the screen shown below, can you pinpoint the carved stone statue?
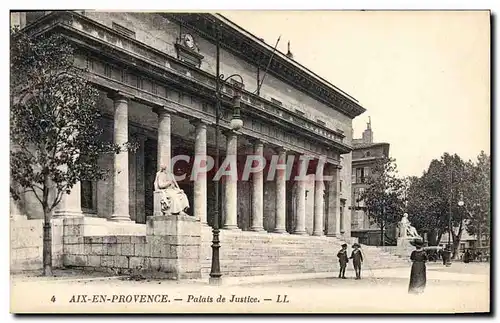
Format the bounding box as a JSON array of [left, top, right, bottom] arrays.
[[154, 165, 190, 215], [398, 213, 422, 239]]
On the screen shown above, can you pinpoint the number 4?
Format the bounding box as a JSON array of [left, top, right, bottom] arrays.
[[51, 296, 56, 303]]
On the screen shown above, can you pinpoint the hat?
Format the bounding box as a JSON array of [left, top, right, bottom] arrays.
[[352, 243, 361, 248], [410, 239, 424, 247], [341, 243, 347, 247]]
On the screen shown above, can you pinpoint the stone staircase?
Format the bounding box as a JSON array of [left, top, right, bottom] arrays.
[[199, 228, 409, 278], [358, 244, 411, 269]]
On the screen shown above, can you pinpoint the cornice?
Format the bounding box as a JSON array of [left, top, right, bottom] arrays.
[[19, 11, 352, 159], [165, 13, 366, 119]]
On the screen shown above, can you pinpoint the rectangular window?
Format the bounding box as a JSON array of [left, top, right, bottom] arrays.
[[364, 167, 371, 180], [104, 64, 112, 77], [339, 180, 343, 192], [112, 22, 136, 38], [356, 188, 365, 207], [81, 180, 97, 214], [356, 167, 366, 183]]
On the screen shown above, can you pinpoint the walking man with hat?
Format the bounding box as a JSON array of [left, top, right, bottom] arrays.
[[337, 243, 349, 279], [350, 243, 363, 280]]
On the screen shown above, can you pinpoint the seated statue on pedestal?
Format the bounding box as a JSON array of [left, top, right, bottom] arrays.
[[154, 164, 190, 215], [398, 213, 422, 239]]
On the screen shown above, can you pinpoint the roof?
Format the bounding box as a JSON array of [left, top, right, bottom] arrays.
[[166, 12, 366, 119], [215, 13, 359, 102], [353, 142, 390, 149]]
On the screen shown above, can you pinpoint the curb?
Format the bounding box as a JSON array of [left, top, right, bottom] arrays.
[[11, 275, 124, 283]]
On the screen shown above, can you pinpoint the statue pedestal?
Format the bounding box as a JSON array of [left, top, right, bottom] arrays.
[[146, 214, 202, 279], [396, 238, 415, 258]]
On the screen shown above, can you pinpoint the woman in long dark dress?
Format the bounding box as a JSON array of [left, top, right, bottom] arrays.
[[408, 239, 427, 294]]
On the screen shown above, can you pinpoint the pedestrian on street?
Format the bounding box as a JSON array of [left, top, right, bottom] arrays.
[[337, 243, 348, 279], [441, 246, 450, 265], [463, 249, 471, 263], [350, 243, 363, 280], [408, 239, 427, 295]]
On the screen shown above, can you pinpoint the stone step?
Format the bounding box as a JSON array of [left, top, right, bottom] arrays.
[[198, 232, 408, 278]]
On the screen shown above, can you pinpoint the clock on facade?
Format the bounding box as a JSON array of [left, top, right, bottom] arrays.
[[183, 33, 195, 49]]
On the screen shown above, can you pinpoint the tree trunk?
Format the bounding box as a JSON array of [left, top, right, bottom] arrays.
[[451, 230, 462, 260], [428, 229, 439, 246], [380, 220, 385, 247], [42, 206, 53, 276]]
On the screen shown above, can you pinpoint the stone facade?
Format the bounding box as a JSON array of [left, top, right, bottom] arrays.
[[10, 11, 370, 277], [349, 119, 393, 246]]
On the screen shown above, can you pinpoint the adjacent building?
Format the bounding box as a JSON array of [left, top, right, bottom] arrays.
[[349, 119, 393, 246]]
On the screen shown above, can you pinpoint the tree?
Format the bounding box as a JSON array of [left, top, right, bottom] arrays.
[[10, 28, 127, 275], [405, 153, 472, 258], [360, 157, 407, 246], [462, 151, 491, 248]]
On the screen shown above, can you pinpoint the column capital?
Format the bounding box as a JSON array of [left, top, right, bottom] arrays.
[[276, 147, 288, 154], [325, 162, 342, 171], [221, 129, 240, 137], [190, 118, 211, 127], [108, 90, 134, 101], [152, 105, 176, 116]]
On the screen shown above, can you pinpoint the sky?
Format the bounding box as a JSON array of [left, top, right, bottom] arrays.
[[221, 10, 490, 177]]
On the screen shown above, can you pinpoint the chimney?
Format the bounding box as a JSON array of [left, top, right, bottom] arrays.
[[362, 117, 373, 143]]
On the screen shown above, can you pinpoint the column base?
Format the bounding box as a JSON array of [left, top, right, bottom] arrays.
[[209, 276, 223, 286], [250, 226, 265, 232], [312, 231, 324, 236], [222, 225, 240, 230], [53, 210, 83, 217], [109, 215, 132, 222], [293, 231, 308, 235], [273, 228, 288, 234], [326, 233, 341, 237]]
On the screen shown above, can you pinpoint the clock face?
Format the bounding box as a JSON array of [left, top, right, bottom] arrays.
[[184, 34, 195, 49]]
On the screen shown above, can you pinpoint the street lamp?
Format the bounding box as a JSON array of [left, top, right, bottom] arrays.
[[209, 22, 245, 285]]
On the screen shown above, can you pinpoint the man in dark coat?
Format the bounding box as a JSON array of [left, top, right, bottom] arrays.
[[350, 243, 363, 279], [337, 243, 348, 279]]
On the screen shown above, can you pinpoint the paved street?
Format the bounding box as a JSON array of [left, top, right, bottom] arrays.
[[11, 262, 490, 314]]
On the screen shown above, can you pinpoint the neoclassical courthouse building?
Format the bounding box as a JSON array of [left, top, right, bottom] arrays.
[[10, 11, 398, 277]]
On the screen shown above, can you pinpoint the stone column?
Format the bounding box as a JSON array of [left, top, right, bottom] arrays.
[[135, 133, 147, 224], [109, 93, 131, 222], [10, 194, 27, 220], [250, 140, 264, 232], [326, 164, 341, 236], [155, 107, 171, 169], [274, 148, 287, 233], [313, 161, 325, 236], [294, 157, 307, 235], [54, 182, 83, 217], [152, 107, 172, 218], [191, 119, 208, 225], [223, 130, 238, 230]]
